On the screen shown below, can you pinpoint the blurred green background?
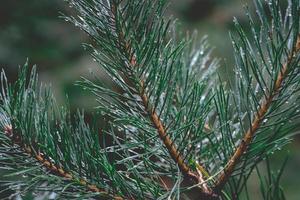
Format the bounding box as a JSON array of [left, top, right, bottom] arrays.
[[0, 0, 299, 199]]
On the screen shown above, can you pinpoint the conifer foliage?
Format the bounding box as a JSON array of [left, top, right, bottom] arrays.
[[0, 0, 300, 199]]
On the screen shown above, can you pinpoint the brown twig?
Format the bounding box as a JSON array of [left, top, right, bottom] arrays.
[[140, 81, 204, 183], [213, 35, 300, 192], [109, 2, 214, 196], [3, 125, 123, 200]]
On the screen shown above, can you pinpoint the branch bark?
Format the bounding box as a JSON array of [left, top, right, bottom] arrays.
[[214, 35, 300, 192], [3, 125, 123, 200]]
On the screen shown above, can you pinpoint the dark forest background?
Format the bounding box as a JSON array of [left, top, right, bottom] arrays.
[[0, 0, 299, 199]]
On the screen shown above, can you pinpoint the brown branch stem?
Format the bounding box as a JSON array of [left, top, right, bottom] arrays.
[[3, 125, 123, 200], [139, 81, 201, 180], [109, 2, 216, 197], [214, 35, 300, 192]]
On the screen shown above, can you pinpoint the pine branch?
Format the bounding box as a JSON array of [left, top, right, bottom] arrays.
[[108, 1, 212, 195], [2, 124, 125, 200], [214, 34, 300, 192], [2, 0, 300, 199], [0, 65, 144, 199]]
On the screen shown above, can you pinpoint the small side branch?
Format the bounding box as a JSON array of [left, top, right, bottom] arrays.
[[214, 36, 300, 192], [3, 125, 123, 200]]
